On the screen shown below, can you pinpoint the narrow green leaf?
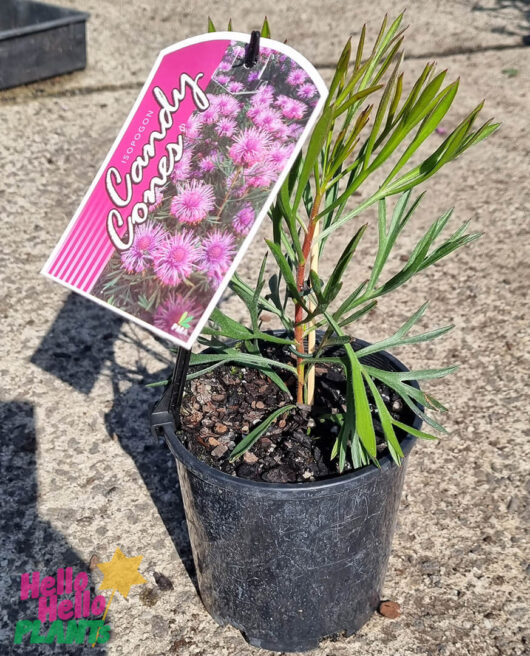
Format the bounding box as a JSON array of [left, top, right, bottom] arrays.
[[383, 80, 459, 185], [332, 84, 384, 119], [356, 324, 453, 356], [364, 373, 404, 462], [391, 366, 458, 381], [391, 418, 439, 440], [350, 354, 377, 457], [309, 270, 325, 304], [293, 106, 333, 212], [258, 367, 291, 396], [324, 310, 377, 458], [323, 224, 367, 300], [266, 239, 307, 307], [338, 300, 377, 327], [208, 308, 254, 340], [230, 405, 295, 461], [333, 280, 369, 318], [354, 25, 366, 70], [362, 56, 403, 170], [190, 350, 297, 375], [261, 17, 271, 38], [207, 16, 216, 32], [185, 361, 226, 381], [327, 38, 351, 104]]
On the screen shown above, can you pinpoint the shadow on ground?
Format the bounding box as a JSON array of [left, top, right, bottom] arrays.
[[103, 357, 199, 592], [473, 0, 530, 37], [30, 293, 123, 395], [30, 293, 198, 592], [0, 400, 107, 654]]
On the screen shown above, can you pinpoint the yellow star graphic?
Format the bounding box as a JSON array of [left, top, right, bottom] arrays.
[[96, 547, 147, 599]]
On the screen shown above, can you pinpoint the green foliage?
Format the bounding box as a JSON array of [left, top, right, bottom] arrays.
[[197, 14, 498, 470]]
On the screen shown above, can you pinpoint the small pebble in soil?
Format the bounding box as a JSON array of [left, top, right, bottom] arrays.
[[262, 465, 297, 483], [214, 423, 228, 435], [211, 444, 228, 458]]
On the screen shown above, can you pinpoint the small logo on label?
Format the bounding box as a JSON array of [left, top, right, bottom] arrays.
[[171, 312, 194, 334]]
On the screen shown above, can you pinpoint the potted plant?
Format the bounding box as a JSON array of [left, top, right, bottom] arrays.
[[154, 14, 498, 652]]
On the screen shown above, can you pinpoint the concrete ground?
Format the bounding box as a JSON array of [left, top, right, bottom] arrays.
[[1, 1, 529, 654]]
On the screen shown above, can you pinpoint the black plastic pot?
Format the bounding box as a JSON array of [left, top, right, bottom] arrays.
[[0, 0, 89, 90], [159, 341, 421, 652]]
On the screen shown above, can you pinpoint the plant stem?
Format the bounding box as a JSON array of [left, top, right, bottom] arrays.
[[294, 193, 322, 404], [216, 167, 242, 218], [306, 219, 321, 404]]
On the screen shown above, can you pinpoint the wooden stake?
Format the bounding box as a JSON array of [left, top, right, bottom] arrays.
[[306, 220, 320, 405]]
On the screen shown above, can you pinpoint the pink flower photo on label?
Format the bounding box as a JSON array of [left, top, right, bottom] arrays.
[[287, 68, 307, 86], [154, 231, 200, 286], [267, 143, 294, 172], [154, 294, 203, 333], [199, 230, 236, 286], [232, 204, 255, 235], [251, 84, 274, 107], [199, 152, 220, 173], [276, 95, 307, 120], [183, 114, 204, 141], [202, 102, 219, 125], [148, 188, 164, 213], [250, 107, 284, 133], [216, 94, 241, 117], [232, 45, 245, 58], [298, 82, 316, 100], [170, 180, 216, 224], [121, 221, 167, 274], [171, 151, 193, 183], [229, 128, 271, 167], [228, 81, 244, 93], [215, 117, 237, 138]]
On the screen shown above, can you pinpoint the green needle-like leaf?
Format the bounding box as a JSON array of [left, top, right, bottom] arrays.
[[230, 405, 295, 461], [261, 17, 271, 38]]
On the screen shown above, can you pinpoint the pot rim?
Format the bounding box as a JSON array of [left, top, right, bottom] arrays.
[[162, 339, 422, 498]]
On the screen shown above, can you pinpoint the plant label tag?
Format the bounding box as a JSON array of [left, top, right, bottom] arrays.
[[42, 32, 327, 348]]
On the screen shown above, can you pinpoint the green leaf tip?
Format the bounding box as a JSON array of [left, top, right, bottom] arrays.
[[261, 17, 271, 38]]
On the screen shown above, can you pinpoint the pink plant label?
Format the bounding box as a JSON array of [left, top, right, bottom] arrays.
[[42, 33, 328, 348]]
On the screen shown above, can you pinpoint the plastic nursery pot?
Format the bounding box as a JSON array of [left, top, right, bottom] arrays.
[[159, 339, 422, 652], [0, 0, 89, 90]]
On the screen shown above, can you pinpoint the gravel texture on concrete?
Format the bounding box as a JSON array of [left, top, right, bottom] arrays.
[[0, 1, 529, 655]]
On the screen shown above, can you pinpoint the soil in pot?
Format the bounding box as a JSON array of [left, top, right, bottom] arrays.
[[179, 341, 413, 483]]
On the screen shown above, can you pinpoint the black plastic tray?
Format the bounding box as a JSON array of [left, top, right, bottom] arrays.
[[0, 0, 89, 90]]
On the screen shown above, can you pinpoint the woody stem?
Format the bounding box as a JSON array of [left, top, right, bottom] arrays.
[[294, 193, 322, 404]]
